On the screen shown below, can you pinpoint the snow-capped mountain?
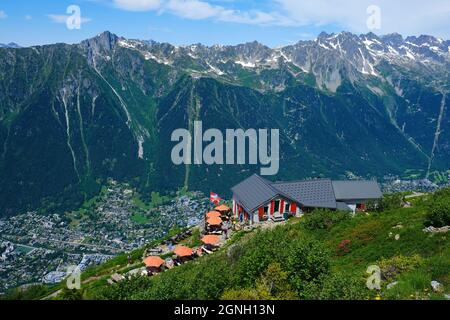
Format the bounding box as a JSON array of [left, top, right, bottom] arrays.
[[0, 31, 449, 216], [88, 31, 450, 93]]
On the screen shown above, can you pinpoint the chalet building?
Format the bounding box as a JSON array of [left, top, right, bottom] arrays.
[[231, 174, 382, 223]]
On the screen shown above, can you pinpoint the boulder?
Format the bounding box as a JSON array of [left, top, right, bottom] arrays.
[[423, 226, 450, 233], [387, 281, 398, 290], [431, 280, 443, 292]]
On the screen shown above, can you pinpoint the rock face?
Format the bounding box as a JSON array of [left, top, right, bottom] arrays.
[[0, 31, 450, 216]]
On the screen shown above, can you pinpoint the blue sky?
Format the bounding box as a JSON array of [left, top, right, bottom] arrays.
[[1, 0, 450, 47]]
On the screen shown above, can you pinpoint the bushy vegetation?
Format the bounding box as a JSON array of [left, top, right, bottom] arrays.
[[1, 284, 53, 300], [287, 238, 330, 295], [90, 227, 335, 300], [46, 190, 450, 301], [367, 193, 404, 212], [425, 188, 450, 227], [305, 272, 368, 300], [302, 209, 351, 230], [57, 287, 84, 300], [378, 255, 423, 281], [221, 263, 297, 300]]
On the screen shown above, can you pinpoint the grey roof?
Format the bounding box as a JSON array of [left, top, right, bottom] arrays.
[[231, 174, 278, 213], [332, 180, 382, 200], [272, 179, 337, 209], [231, 175, 382, 212]]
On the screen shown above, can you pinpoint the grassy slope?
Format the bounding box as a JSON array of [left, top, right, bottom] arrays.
[[302, 200, 449, 299], [6, 194, 447, 300], [69, 194, 448, 300]]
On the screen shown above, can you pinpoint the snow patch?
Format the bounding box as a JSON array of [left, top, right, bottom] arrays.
[[137, 137, 144, 159], [187, 52, 198, 59], [388, 46, 399, 55], [206, 62, 224, 75], [144, 52, 171, 65], [399, 46, 416, 60], [358, 48, 377, 76], [317, 42, 331, 50], [118, 40, 136, 49], [235, 60, 256, 68]]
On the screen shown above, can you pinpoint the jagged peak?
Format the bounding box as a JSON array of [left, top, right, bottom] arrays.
[[317, 31, 332, 40], [81, 31, 120, 52], [405, 34, 439, 46], [380, 33, 404, 46], [235, 40, 270, 50], [361, 32, 381, 41], [95, 31, 119, 40]]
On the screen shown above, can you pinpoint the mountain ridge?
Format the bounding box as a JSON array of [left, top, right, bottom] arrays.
[[0, 30, 449, 216], [0, 42, 21, 48]]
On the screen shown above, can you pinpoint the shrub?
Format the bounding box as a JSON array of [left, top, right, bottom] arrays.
[[337, 239, 351, 255], [378, 255, 423, 281], [425, 197, 450, 227], [1, 284, 52, 300], [433, 187, 450, 199], [302, 209, 351, 230], [287, 238, 330, 295], [315, 272, 368, 300], [234, 227, 291, 287], [256, 263, 297, 299], [186, 228, 202, 247], [93, 275, 153, 300], [365, 199, 379, 212], [57, 287, 84, 300], [220, 288, 265, 300], [375, 193, 404, 212], [221, 263, 297, 300]]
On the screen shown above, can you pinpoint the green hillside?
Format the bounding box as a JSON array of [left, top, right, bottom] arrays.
[[10, 189, 446, 301]]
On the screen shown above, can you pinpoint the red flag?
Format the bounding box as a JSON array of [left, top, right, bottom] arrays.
[[210, 192, 221, 204]]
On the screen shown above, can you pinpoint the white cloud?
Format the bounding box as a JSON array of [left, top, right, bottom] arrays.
[[114, 0, 162, 11], [164, 0, 274, 24], [25, 15, 32, 21], [275, 0, 450, 36], [47, 14, 92, 24], [0, 10, 7, 19], [165, 0, 220, 20], [110, 0, 450, 37], [113, 0, 291, 26]]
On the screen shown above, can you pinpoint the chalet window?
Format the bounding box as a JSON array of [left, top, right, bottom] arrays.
[[274, 200, 280, 212], [284, 203, 290, 213], [263, 206, 269, 214]]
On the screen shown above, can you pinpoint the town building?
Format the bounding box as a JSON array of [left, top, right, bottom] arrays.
[[231, 174, 382, 223]]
